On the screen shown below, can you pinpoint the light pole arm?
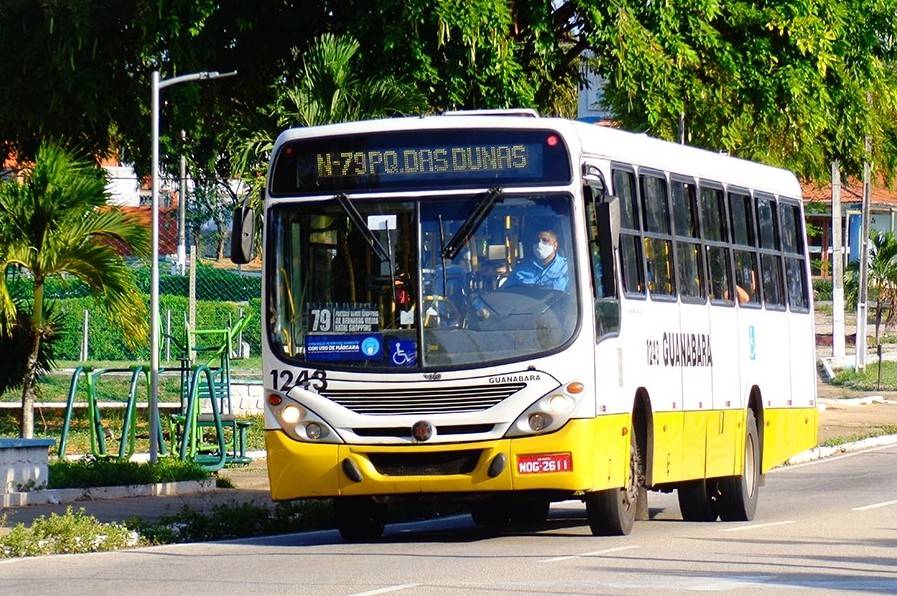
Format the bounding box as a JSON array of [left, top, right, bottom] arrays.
[[159, 70, 237, 89]]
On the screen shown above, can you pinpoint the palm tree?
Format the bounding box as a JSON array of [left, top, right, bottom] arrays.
[[845, 231, 897, 345], [230, 33, 428, 198], [0, 143, 149, 438]]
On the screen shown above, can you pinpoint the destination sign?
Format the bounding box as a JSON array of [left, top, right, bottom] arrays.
[[315, 144, 530, 179], [269, 129, 570, 195]]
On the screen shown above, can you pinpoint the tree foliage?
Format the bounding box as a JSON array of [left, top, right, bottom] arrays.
[[1, 1, 896, 187], [577, 0, 897, 180]]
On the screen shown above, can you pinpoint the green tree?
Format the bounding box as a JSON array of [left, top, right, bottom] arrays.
[[0, 144, 150, 438], [577, 0, 897, 180]]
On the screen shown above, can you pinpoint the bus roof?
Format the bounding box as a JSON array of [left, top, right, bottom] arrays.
[[272, 115, 802, 199]]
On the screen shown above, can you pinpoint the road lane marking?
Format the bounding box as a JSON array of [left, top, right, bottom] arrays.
[[852, 499, 897, 511], [539, 545, 639, 563], [346, 584, 420, 596], [720, 520, 795, 532]]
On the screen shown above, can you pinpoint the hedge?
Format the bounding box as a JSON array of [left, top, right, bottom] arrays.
[[53, 295, 262, 361], [9, 264, 261, 302]]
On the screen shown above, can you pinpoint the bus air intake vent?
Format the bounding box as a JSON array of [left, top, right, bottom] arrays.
[[368, 450, 482, 476], [320, 383, 526, 415], [352, 424, 495, 438]]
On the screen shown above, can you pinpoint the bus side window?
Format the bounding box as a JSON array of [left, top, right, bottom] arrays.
[[672, 179, 705, 300], [640, 173, 675, 297], [729, 191, 760, 305], [614, 168, 645, 296], [586, 167, 620, 337], [757, 194, 786, 308], [779, 200, 810, 311], [699, 186, 734, 304]]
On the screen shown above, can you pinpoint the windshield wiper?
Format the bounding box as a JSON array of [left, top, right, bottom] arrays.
[[335, 193, 391, 264], [441, 186, 502, 260]]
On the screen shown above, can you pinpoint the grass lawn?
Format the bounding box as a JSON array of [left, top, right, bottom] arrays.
[[831, 360, 897, 391]]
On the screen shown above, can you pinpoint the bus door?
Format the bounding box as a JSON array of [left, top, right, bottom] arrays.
[[700, 183, 739, 478], [671, 177, 711, 481]]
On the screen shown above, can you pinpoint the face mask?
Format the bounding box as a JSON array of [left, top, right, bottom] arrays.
[[534, 241, 555, 260]]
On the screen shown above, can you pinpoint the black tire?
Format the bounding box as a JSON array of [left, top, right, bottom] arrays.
[[334, 496, 386, 542], [717, 409, 760, 522], [586, 430, 642, 536], [510, 498, 551, 524], [677, 479, 719, 522], [470, 499, 512, 526]]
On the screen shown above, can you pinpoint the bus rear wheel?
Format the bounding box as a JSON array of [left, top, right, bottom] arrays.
[[677, 479, 719, 522], [334, 496, 386, 541], [717, 409, 760, 522], [586, 430, 641, 536]]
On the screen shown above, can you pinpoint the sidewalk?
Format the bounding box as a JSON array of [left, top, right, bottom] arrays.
[[3, 383, 897, 531]]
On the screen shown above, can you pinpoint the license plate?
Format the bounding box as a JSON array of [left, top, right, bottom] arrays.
[[516, 453, 573, 474]]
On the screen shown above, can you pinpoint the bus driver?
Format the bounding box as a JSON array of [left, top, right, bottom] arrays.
[[506, 229, 569, 291]]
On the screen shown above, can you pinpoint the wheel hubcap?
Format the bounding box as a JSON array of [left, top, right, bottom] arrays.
[[745, 433, 756, 497]]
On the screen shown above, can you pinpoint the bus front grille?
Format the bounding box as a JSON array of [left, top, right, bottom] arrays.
[[319, 383, 526, 415], [367, 450, 482, 476]]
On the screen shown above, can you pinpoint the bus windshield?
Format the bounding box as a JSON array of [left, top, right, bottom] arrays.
[[267, 193, 579, 370]]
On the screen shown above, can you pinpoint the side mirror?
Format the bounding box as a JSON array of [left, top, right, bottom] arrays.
[[596, 196, 620, 296], [230, 199, 255, 265], [582, 164, 608, 201]]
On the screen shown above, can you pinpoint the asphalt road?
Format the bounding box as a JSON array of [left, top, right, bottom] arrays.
[[4, 445, 897, 595]]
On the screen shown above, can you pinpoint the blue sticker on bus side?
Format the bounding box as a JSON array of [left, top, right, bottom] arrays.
[[388, 339, 417, 367], [749, 325, 756, 360], [306, 334, 383, 362]]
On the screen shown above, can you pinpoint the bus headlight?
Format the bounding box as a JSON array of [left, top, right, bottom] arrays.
[[505, 383, 586, 438], [272, 396, 342, 444]]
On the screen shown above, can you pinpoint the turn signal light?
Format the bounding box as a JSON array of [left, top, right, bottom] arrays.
[[566, 382, 584, 394]]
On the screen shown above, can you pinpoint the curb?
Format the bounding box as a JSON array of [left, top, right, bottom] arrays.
[[818, 395, 887, 408], [785, 433, 897, 465], [1, 478, 215, 508]]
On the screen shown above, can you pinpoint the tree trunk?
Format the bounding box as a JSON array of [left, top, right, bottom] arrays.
[[19, 278, 44, 439], [216, 226, 225, 261]]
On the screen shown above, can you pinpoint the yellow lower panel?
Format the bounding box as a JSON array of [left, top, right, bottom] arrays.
[[652, 411, 684, 484], [681, 412, 707, 481], [705, 410, 743, 478], [264, 415, 632, 501], [761, 407, 818, 472]]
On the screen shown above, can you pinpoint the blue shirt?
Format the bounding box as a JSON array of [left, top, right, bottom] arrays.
[[506, 255, 569, 291]]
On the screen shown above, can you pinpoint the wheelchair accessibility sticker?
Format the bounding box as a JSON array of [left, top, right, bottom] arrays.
[[306, 334, 383, 362], [389, 339, 417, 367]]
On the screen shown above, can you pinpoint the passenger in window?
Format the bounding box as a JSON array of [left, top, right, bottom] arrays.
[[506, 229, 569, 291]]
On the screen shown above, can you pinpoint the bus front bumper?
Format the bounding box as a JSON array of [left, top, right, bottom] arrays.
[[265, 415, 631, 501]]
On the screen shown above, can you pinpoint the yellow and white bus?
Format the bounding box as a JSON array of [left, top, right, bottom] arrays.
[[232, 111, 818, 540]]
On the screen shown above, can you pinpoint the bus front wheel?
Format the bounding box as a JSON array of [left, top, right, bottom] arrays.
[[716, 409, 760, 522], [334, 496, 386, 542], [586, 430, 642, 536]]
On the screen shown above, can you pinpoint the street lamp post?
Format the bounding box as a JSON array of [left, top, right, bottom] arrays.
[[150, 69, 236, 463]]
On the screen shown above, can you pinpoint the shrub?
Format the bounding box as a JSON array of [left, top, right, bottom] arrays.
[[0, 508, 142, 557], [813, 277, 833, 302], [48, 458, 209, 489]]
